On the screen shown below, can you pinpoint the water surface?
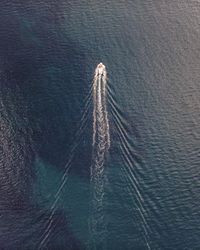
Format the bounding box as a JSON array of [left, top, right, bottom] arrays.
[[0, 1, 200, 249]]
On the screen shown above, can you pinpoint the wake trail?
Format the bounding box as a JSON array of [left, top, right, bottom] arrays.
[[89, 63, 110, 250]]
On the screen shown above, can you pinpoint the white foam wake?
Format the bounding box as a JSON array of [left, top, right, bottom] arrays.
[[89, 63, 110, 249]]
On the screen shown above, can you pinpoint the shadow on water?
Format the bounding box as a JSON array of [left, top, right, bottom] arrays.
[[0, 1, 90, 249]]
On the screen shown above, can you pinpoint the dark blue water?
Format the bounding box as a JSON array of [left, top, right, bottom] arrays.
[[0, 1, 200, 249]]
